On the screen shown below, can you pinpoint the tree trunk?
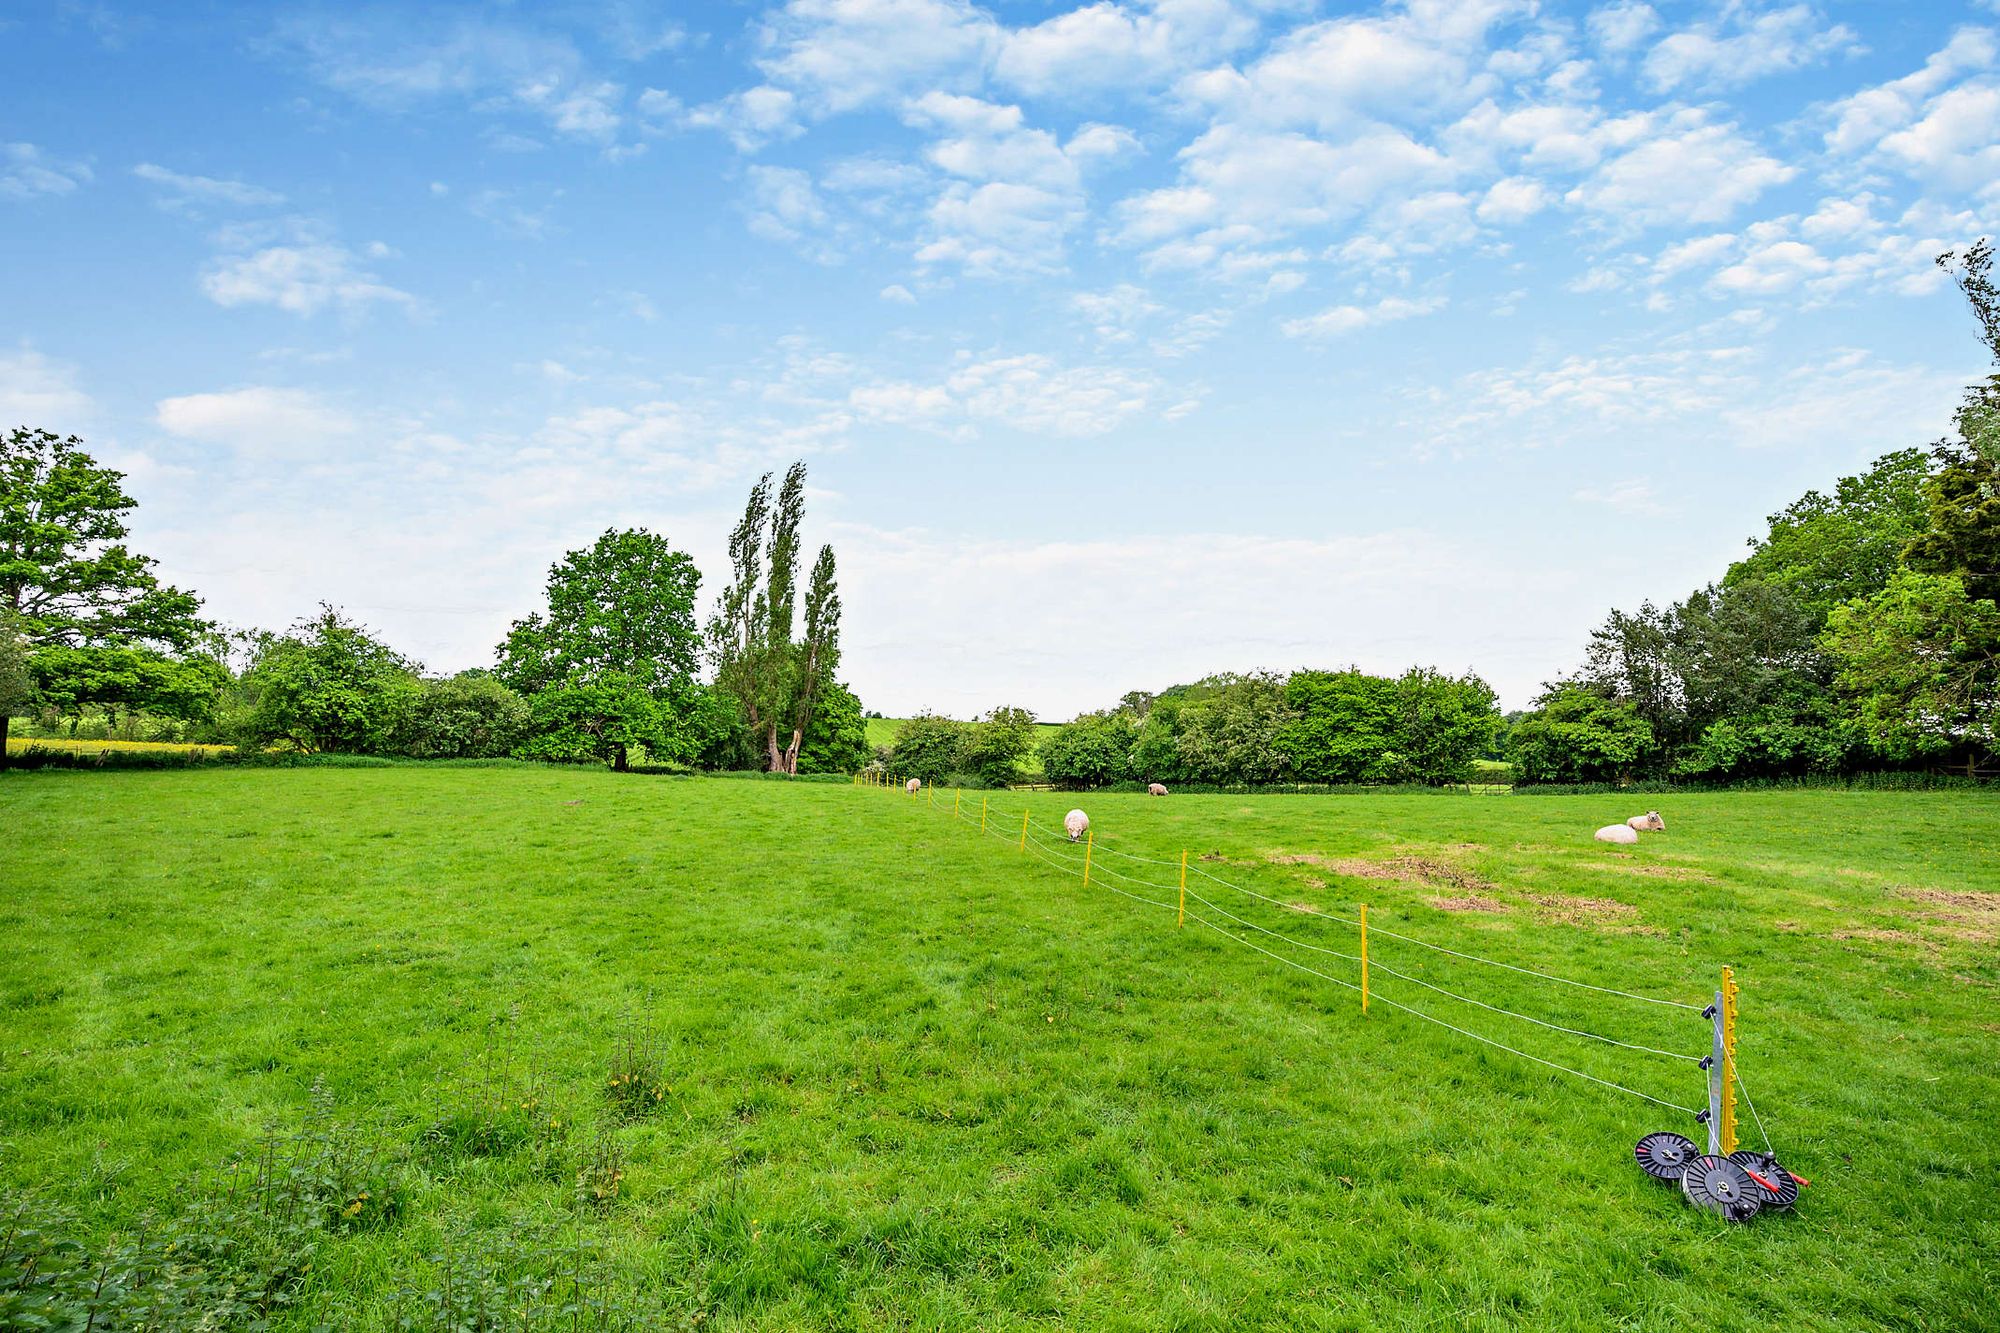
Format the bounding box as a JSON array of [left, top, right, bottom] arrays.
[[612, 742, 629, 773], [783, 727, 803, 775], [0, 713, 9, 772], [765, 722, 785, 772]]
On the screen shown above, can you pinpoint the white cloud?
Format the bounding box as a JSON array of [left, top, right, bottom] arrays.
[[1476, 174, 1550, 223], [0, 347, 95, 428], [1, 142, 92, 199], [879, 282, 917, 303], [841, 350, 1177, 437], [741, 165, 840, 262], [1587, 3, 1660, 56], [1821, 26, 1999, 185], [1281, 293, 1444, 339], [132, 163, 284, 212], [201, 238, 417, 317], [755, 0, 998, 115], [1564, 110, 1793, 227], [1071, 283, 1162, 341], [682, 85, 802, 151], [1643, 4, 1859, 92], [993, 0, 1258, 98], [154, 386, 357, 453], [1573, 480, 1662, 512]]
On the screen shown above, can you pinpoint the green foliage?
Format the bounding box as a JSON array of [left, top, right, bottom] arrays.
[[1824, 569, 2000, 767], [0, 428, 219, 760], [237, 605, 419, 754], [1389, 667, 1501, 784], [1506, 685, 1655, 784], [0, 615, 31, 721], [1172, 673, 1297, 785], [707, 464, 847, 773], [958, 705, 1039, 786], [386, 671, 530, 759], [1282, 669, 1402, 783], [885, 713, 967, 786], [1724, 448, 1934, 618], [496, 528, 702, 697], [515, 674, 672, 771], [796, 679, 869, 775], [1040, 712, 1133, 790]]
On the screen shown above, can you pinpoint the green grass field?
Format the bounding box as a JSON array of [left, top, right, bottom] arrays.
[[2, 770, 1996, 1329]]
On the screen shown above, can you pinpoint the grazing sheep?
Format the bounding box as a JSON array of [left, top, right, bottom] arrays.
[[1595, 824, 1639, 845], [1065, 809, 1090, 842], [1147, 783, 1169, 796], [1626, 810, 1666, 832], [906, 778, 921, 795]]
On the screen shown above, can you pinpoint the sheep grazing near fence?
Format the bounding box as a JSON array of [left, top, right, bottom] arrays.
[[906, 778, 921, 795], [1147, 783, 1168, 796], [1065, 809, 1090, 842], [1594, 824, 1640, 845], [1626, 810, 1666, 831]]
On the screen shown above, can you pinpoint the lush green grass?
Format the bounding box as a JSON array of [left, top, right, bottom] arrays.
[[2, 770, 1996, 1329], [863, 717, 1064, 779]]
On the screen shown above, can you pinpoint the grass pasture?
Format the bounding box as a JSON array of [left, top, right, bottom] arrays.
[[1, 770, 1996, 1330], [5, 736, 236, 756]]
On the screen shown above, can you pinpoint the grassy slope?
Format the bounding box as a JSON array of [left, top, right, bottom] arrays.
[[1, 770, 1995, 1330]]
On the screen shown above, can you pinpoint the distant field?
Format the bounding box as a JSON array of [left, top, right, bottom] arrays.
[[2, 769, 1995, 1329], [5, 736, 234, 755], [862, 716, 1065, 751]]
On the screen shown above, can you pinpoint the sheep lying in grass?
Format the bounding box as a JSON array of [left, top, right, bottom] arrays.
[[1594, 824, 1640, 845], [1147, 783, 1168, 796], [1065, 809, 1090, 842], [1626, 810, 1666, 831], [906, 778, 921, 795]]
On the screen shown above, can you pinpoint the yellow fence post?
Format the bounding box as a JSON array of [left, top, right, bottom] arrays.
[[1083, 830, 1094, 888], [955, 789, 961, 817], [1178, 850, 1187, 928], [981, 796, 988, 834], [1360, 903, 1370, 1015], [1720, 966, 1739, 1155], [1019, 809, 1029, 851], [928, 784, 934, 808]]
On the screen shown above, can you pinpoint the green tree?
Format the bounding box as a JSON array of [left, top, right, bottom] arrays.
[[0, 614, 32, 736], [797, 679, 870, 775], [386, 671, 529, 759], [238, 606, 419, 754], [1724, 449, 1935, 619], [1174, 673, 1296, 786], [1824, 569, 1999, 771], [1506, 686, 1655, 785], [959, 705, 1038, 786], [515, 675, 674, 769], [1391, 667, 1500, 785], [886, 713, 967, 786], [1281, 668, 1401, 783], [498, 528, 705, 771], [1040, 712, 1133, 790], [1, 427, 218, 765], [708, 464, 845, 773]]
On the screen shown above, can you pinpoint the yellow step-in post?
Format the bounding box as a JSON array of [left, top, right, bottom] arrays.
[[1178, 850, 1187, 928], [1019, 809, 1030, 851], [1360, 903, 1370, 1014], [955, 789, 961, 817], [928, 784, 934, 808], [1720, 966, 1739, 1155], [981, 796, 988, 834], [1083, 830, 1094, 888]]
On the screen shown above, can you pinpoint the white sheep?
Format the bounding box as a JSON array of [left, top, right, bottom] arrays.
[[1594, 824, 1639, 845], [1065, 809, 1090, 842], [1147, 783, 1168, 796], [906, 778, 921, 795], [1626, 810, 1666, 831]]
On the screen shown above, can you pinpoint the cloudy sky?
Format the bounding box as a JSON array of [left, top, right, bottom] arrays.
[[4, 1, 1997, 718]]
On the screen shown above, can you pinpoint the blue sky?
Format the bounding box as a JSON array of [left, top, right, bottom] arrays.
[[4, 1, 1997, 718]]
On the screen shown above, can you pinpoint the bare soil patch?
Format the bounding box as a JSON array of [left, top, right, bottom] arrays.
[[1525, 894, 1639, 926], [1428, 895, 1509, 914]]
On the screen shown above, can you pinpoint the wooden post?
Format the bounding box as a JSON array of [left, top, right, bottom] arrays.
[[1178, 850, 1187, 928], [1360, 904, 1376, 1016], [1083, 830, 1094, 888]]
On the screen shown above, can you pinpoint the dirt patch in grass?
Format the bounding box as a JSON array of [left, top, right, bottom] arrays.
[[1831, 928, 1941, 952], [1273, 852, 1498, 895], [1428, 896, 1509, 914], [1897, 888, 2000, 942], [1525, 894, 1639, 927], [1612, 863, 1722, 883]]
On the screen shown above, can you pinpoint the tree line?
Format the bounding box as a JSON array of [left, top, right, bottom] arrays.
[[1507, 242, 2000, 784], [0, 448, 867, 774]]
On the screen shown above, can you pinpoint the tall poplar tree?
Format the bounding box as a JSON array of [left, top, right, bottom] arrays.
[[709, 461, 846, 773]]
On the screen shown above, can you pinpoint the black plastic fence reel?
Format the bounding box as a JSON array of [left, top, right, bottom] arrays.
[[1729, 1150, 1800, 1209], [1634, 1132, 1698, 1182], [1679, 1154, 1762, 1223]]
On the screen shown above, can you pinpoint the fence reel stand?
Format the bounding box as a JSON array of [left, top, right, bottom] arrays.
[[1679, 1154, 1762, 1222], [1728, 1150, 1800, 1210]]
